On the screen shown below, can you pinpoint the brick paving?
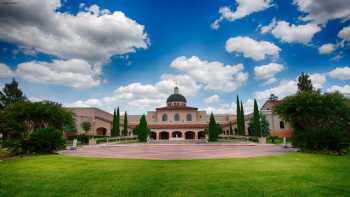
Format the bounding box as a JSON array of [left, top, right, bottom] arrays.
[[61, 144, 295, 160]]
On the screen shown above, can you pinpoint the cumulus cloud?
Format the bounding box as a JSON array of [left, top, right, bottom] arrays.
[[225, 36, 280, 61], [16, 59, 101, 89], [254, 80, 298, 100], [204, 95, 220, 105], [0, 63, 14, 78], [0, 1, 149, 64], [329, 66, 350, 80], [327, 85, 350, 94], [202, 98, 254, 114], [309, 73, 326, 89], [211, 0, 272, 29], [318, 43, 336, 54], [294, 0, 350, 24], [261, 20, 321, 44], [170, 56, 248, 92], [254, 63, 284, 80], [338, 26, 350, 42]]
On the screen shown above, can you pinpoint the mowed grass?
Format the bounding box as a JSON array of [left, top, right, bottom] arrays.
[[0, 153, 349, 197]]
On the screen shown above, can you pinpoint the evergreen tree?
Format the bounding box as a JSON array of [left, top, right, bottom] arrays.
[[260, 114, 270, 137], [229, 121, 233, 135], [236, 95, 242, 135], [116, 107, 120, 136], [252, 99, 261, 137], [122, 111, 128, 136], [297, 72, 313, 92], [134, 115, 150, 142], [240, 101, 245, 135], [0, 78, 27, 109], [111, 109, 117, 137], [208, 113, 220, 141]]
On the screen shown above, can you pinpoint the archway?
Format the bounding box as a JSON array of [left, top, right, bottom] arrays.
[[185, 131, 195, 139], [172, 131, 182, 138], [198, 131, 205, 139], [159, 131, 169, 140], [96, 127, 107, 136], [150, 132, 157, 140]]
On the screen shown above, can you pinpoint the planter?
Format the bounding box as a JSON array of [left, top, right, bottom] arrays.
[[258, 137, 267, 144]]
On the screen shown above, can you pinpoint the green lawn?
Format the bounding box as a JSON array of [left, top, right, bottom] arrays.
[[0, 153, 349, 197]]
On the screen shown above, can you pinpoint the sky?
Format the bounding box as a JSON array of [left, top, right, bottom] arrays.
[[0, 0, 350, 115]]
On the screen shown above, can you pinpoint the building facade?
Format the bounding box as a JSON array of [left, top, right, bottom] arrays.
[[67, 87, 292, 139]]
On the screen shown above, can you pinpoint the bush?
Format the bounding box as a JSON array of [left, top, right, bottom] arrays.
[[77, 134, 90, 144], [28, 128, 66, 153]]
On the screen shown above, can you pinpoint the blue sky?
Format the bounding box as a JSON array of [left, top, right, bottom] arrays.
[[0, 0, 350, 114]]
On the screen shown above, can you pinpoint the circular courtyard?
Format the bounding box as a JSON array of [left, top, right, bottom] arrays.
[[61, 144, 295, 160]]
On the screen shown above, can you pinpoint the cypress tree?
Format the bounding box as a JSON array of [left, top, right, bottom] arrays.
[[229, 121, 233, 135], [208, 113, 219, 141], [111, 109, 117, 137], [253, 99, 261, 137], [116, 107, 120, 136], [236, 95, 241, 135], [240, 101, 245, 135], [123, 111, 128, 136], [135, 115, 150, 142]]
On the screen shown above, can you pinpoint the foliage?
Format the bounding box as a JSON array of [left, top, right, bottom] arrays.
[[111, 107, 120, 137], [274, 90, 350, 153], [252, 99, 262, 137], [236, 96, 245, 135], [0, 78, 27, 109], [134, 115, 150, 142], [208, 113, 222, 141], [297, 72, 313, 92], [122, 111, 128, 136], [260, 114, 270, 137], [77, 134, 90, 144], [80, 121, 91, 133], [229, 122, 233, 135], [27, 128, 66, 153]]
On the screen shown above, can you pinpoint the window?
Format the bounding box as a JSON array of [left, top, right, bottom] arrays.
[[186, 113, 192, 121], [174, 113, 180, 121], [162, 114, 167, 121], [280, 121, 285, 129]]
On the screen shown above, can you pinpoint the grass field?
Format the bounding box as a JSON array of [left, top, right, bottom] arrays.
[[0, 153, 349, 196]]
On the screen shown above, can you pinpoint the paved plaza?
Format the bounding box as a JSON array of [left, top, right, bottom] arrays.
[[61, 144, 295, 160]]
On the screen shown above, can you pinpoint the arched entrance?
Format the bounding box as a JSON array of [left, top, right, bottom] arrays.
[[96, 127, 107, 136], [172, 131, 182, 138], [159, 131, 169, 140], [185, 131, 195, 139], [150, 132, 157, 140], [198, 131, 205, 139]]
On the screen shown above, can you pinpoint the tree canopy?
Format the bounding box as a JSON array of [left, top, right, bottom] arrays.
[[134, 115, 150, 142], [208, 113, 222, 141], [297, 72, 313, 92], [0, 78, 27, 109], [123, 111, 128, 136]]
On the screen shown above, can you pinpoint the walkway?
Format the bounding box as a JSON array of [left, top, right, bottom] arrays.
[[61, 144, 296, 160]]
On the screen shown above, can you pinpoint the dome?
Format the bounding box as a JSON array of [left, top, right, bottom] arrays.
[[166, 87, 187, 103]]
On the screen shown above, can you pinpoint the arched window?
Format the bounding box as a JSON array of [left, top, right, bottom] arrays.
[[186, 113, 192, 121], [174, 113, 180, 121], [162, 114, 167, 121], [280, 121, 285, 129]]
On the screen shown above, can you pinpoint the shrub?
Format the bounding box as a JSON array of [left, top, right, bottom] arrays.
[[77, 134, 90, 144], [28, 128, 66, 153]]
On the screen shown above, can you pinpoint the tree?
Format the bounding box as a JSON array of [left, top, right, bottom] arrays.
[[122, 111, 128, 136], [134, 115, 150, 142], [252, 99, 261, 137], [28, 128, 66, 153], [111, 109, 117, 137], [260, 114, 270, 137], [0, 78, 27, 109], [208, 113, 222, 141], [297, 72, 313, 92], [240, 101, 245, 135], [116, 107, 120, 136], [274, 91, 350, 153], [236, 95, 241, 135], [229, 121, 233, 135], [80, 121, 91, 133]]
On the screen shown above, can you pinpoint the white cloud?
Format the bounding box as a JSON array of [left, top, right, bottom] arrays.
[[211, 0, 272, 29], [225, 36, 280, 61], [329, 66, 350, 80], [318, 43, 336, 54], [294, 0, 350, 24], [204, 95, 220, 105], [254, 80, 298, 100], [0, 0, 149, 64], [16, 59, 100, 89], [261, 20, 321, 44], [327, 85, 350, 94], [170, 56, 248, 92], [254, 63, 284, 80], [338, 26, 350, 42], [309, 73, 326, 89], [0, 63, 14, 78]]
